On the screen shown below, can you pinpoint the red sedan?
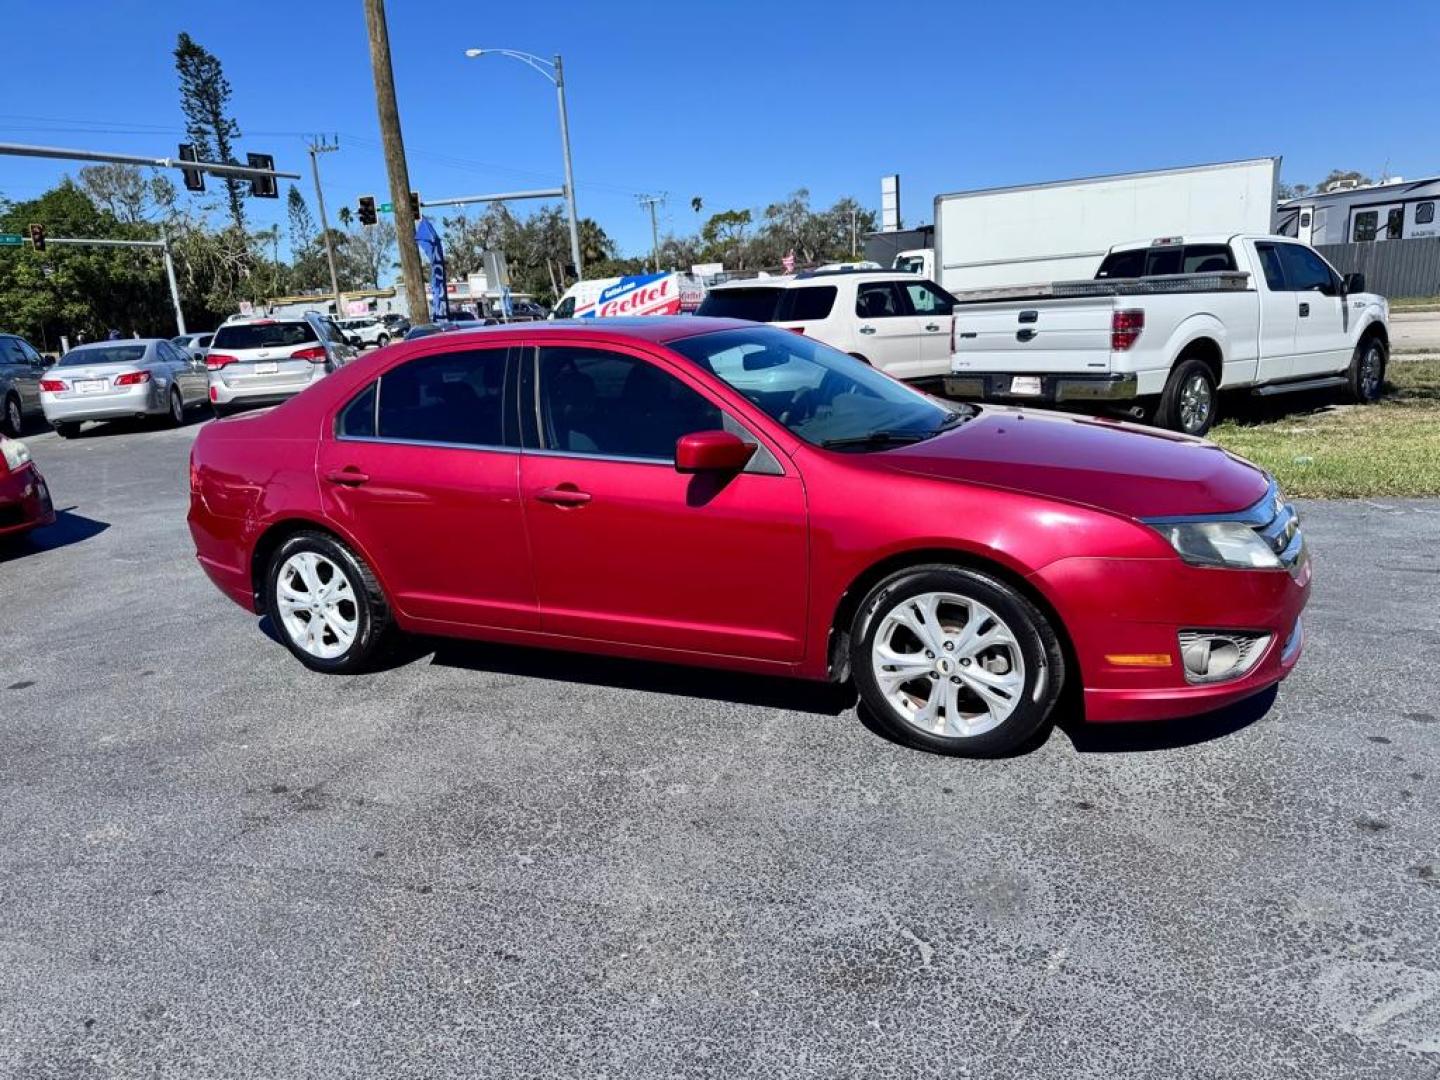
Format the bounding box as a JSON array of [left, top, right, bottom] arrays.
[[188, 318, 1309, 756], [0, 436, 55, 542]]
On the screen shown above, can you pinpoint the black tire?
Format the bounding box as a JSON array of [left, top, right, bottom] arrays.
[[1153, 356, 1217, 436], [848, 353, 872, 365], [2, 394, 21, 437], [52, 421, 80, 439], [166, 387, 185, 427], [850, 565, 1065, 757], [212, 402, 231, 419], [376, 334, 390, 348], [1345, 335, 1386, 404], [265, 530, 395, 674]]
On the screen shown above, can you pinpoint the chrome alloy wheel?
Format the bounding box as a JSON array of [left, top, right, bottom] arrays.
[[275, 551, 359, 660], [870, 591, 1026, 738], [1360, 343, 1383, 400], [1178, 372, 1213, 433]]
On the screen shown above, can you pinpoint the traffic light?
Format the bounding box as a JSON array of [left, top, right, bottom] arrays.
[[247, 153, 278, 198], [357, 195, 377, 226], [178, 144, 205, 192], [409, 191, 421, 219], [28, 224, 45, 252]]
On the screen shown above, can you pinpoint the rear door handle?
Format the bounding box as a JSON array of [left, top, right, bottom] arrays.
[[536, 485, 592, 507], [1016, 329, 1038, 342], [1299, 302, 1310, 317], [858, 326, 876, 335], [324, 468, 370, 486]]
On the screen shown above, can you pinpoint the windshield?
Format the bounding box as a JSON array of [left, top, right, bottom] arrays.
[[211, 322, 318, 350], [669, 326, 969, 449], [58, 345, 148, 367]]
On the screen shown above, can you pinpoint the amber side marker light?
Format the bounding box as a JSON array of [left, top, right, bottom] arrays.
[[1105, 653, 1174, 668]]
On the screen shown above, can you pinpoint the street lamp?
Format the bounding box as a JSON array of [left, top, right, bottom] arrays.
[[464, 47, 583, 281]]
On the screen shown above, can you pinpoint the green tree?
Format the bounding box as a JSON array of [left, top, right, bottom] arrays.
[[174, 32, 246, 232], [286, 185, 316, 251], [337, 205, 353, 228]]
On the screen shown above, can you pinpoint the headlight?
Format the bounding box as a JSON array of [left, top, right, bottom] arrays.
[[1, 439, 31, 473], [1151, 520, 1282, 569]]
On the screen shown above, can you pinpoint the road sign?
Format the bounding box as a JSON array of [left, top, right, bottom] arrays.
[[379, 202, 394, 213], [0, 234, 23, 246]]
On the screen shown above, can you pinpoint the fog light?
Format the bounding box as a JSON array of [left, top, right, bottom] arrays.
[[1177, 630, 1271, 684]]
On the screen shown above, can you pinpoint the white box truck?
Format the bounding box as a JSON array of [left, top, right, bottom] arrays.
[[933, 158, 1280, 294]]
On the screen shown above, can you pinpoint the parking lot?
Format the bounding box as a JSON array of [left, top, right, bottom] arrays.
[[2, 419, 1438, 1078]]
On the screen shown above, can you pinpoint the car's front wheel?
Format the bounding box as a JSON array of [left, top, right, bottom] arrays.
[[376, 334, 390, 348], [1346, 336, 1386, 403], [850, 565, 1065, 756], [265, 531, 393, 673], [3, 394, 22, 437]]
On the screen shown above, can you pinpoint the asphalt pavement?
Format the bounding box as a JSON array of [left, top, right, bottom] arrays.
[[2, 417, 1437, 1079]]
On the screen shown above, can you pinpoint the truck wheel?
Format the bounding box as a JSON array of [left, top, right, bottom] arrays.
[[1154, 358, 1217, 436], [1345, 336, 1385, 404]]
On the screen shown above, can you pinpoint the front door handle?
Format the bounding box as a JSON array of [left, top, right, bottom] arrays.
[[536, 484, 592, 507], [924, 323, 941, 332], [324, 468, 369, 486], [858, 325, 876, 335], [1299, 302, 1310, 317]]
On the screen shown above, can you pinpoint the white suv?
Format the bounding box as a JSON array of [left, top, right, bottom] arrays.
[[206, 313, 357, 416], [697, 270, 958, 382], [336, 316, 392, 348]]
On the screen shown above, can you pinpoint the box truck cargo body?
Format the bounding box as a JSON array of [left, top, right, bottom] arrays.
[[933, 158, 1280, 293]]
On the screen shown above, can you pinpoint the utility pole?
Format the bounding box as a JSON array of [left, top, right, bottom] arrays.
[[851, 208, 858, 258], [307, 136, 344, 318], [159, 226, 186, 335], [638, 193, 665, 272], [552, 55, 583, 282], [363, 0, 428, 322]]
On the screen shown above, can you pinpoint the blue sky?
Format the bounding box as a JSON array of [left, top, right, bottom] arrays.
[[1, 0, 1436, 259]]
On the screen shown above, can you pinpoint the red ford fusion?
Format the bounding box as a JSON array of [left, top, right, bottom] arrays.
[[0, 436, 55, 542], [188, 318, 1309, 756]]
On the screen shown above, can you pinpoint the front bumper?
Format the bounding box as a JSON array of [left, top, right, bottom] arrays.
[[944, 371, 1138, 404], [42, 381, 166, 423], [0, 462, 55, 538], [1031, 551, 1311, 724]]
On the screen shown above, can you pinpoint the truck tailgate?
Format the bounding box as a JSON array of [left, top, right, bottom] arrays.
[[951, 297, 1114, 374]]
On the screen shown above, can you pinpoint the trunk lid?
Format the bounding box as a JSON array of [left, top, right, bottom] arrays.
[[952, 296, 1115, 374]]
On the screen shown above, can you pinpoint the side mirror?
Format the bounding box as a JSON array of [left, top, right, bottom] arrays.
[[675, 430, 755, 474], [1343, 272, 1366, 294]]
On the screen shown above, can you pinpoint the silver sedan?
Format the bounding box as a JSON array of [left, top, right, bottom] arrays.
[[40, 339, 211, 438]]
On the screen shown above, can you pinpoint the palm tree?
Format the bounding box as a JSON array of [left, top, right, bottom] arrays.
[[338, 205, 353, 228], [690, 196, 703, 214]]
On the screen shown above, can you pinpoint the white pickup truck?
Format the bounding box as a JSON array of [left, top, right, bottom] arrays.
[[943, 235, 1390, 435]]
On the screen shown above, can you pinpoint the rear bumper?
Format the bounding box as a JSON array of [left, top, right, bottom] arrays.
[[42, 382, 164, 422], [0, 463, 55, 537], [1030, 552, 1311, 724], [209, 369, 325, 406], [188, 498, 259, 612], [944, 371, 1138, 403]]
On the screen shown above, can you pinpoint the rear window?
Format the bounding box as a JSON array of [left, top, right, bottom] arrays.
[[211, 322, 318, 350], [697, 288, 785, 322], [1096, 244, 1234, 279], [58, 345, 147, 367]]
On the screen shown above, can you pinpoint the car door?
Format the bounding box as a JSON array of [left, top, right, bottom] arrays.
[[900, 279, 956, 379], [315, 344, 540, 630], [1277, 244, 1349, 377], [1251, 242, 1297, 384], [853, 281, 922, 377], [158, 341, 201, 399], [517, 341, 809, 662], [7, 338, 45, 413]]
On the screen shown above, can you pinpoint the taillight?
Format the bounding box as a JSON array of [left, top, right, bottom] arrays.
[[292, 346, 328, 363], [39, 379, 68, 392], [113, 371, 151, 386], [208, 385, 218, 403], [1112, 309, 1145, 351], [206, 354, 238, 371], [784, 326, 806, 335]]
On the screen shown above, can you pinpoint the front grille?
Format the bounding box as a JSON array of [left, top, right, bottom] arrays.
[[1250, 483, 1305, 569]]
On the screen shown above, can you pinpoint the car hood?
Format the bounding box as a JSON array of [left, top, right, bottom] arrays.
[[881, 407, 1268, 519]]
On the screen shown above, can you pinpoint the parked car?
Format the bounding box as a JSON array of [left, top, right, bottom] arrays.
[[189, 318, 1310, 757], [40, 339, 209, 437], [380, 313, 411, 336], [403, 320, 487, 341], [336, 317, 392, 349], [1, 333, 50, 436], [0, 435, 54, 542], [205, 314, 357, 417], [944, 235, 1390, 435], [172, 332, 215, 359], [698, 270, 960, 383]]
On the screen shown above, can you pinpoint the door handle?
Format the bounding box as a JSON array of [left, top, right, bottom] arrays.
[[858, 326, 876, 335], [536, 484, 592, 507], [924, 323, 941, 332], [1016, 329, 1038, 342], [324, 468, 370, 486], [1299, 302, 1310, 317]]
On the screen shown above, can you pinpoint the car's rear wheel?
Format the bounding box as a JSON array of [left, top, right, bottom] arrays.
[[53, 421, 80, 439], [1154, 357, 1217, 436], [265, 531, 393, 674], [3, 394, 22, 437], [850, 565, 1064, 757], [1346, 336, 1386, 403]]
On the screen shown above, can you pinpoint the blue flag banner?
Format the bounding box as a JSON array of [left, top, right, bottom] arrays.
[[414, 218, 449, 321]]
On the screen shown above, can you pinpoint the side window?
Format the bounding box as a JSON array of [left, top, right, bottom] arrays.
[[377, 348, 509, 447], [1277, 245, 1336, 294], [0, 337, 22, 364], [537, 346, 722, 461], [778, 286, 837, 322], [199, 336, 213, 349], [1353, 211, 1378, 243], [324, 320, 348, 344], [1300, 212, 1312, 228], [1386, 208, 1404, 240], [16, 339, 42, 364], [1418, 202, 1436, 226], [1254, 243, 1287, 291], [903, 281, 953, 316], [855, 282, 904, 319], [553, 297, 575, 319], [1181, 245, 1237, 274], [339, 383, 377, 438]]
